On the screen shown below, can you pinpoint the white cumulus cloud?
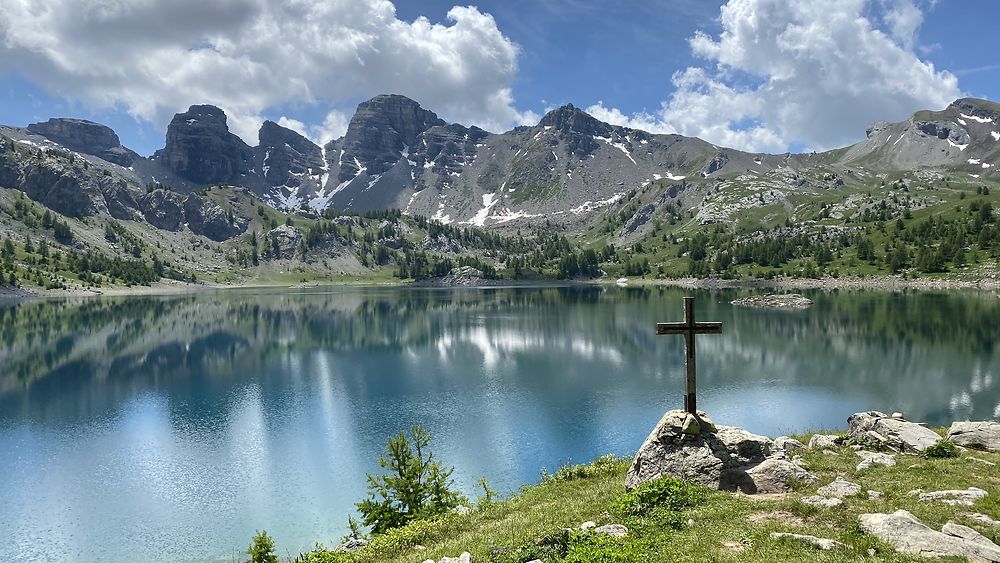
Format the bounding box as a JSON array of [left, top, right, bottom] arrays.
[[587, 0, 961, 153], [0, 0, 536, 147]]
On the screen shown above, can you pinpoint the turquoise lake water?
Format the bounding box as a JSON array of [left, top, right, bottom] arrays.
[[1, 286, 998, 561]]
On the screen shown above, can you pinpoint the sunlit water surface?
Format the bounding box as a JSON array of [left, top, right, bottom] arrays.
[[1, 286, 998, 561]]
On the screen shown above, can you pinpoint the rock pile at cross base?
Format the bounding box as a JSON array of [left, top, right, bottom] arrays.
[[625, 409, 818, 493]]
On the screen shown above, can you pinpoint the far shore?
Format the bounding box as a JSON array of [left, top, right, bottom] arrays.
[[3, 272, 1000, 301]]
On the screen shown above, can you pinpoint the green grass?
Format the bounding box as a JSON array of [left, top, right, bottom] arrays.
[[297, 433, 1000, 563]]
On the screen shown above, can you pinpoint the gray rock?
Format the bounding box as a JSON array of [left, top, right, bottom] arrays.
[[741, 457, 820, 494], [859, 510, 1000, 562], [816, 477, 862, 499], [769, 532, 846, 550], [423, 553, 472, 563], [774, 436, 805, 451], [266, 225, 303, 258], [808, 434, 840, 450], [257, 120, 325, 190], [594, 524, 628, 538], [184, 193, 247, 241], [868, 490, 883, 500], [580, 521, 596, 530], [855, 450, 896, 472], [452, 505, 471, 516], [731, 294, 813, 309], [139, 189, 185, 231], [947, 421, 1000, 451], [801, 495, 843, 508], [964, 513, 1000, 527], [437, 266, 486, 287], [910, 487, 988, 506], [338, 537, 368, 552], [848, 411, 941, 452], [626, 410, 773, 491]]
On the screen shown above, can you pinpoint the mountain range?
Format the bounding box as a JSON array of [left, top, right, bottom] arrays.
[[4, 94, 999, 234]]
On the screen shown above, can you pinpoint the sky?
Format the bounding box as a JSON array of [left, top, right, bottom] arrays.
[[0, 0, 998, 157]]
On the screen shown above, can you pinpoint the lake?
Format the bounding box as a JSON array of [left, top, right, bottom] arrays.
[[1, 285, 998, 562]]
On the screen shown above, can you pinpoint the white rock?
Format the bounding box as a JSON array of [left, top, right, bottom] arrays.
[[963, 513, 1000, 527], [770, 532, 846, 550], [775, 436, 806, 451], [817, 477, 862, 499], [859, 510, 1000, 562], [743, 457, 820, 494], [580, 521, 596, 530], [947, 421, 1000, 451], [848, 411, 941, 452], [428, 553, 472, 563], [912, 487, 988, 506], [594, 524, 628, 538], [808, 434, 840, 450], [867, 490, 883, 500], [855, 450, 896, 472], [801, 495, 843, 508]]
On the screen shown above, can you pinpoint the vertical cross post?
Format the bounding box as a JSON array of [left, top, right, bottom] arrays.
[[656, 297, 723, 414]]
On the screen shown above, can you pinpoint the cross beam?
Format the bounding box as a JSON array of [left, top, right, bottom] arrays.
[[656, 297, 722, 414]]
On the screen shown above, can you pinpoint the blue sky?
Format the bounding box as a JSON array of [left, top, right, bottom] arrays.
[[1, 0, 998, 156]]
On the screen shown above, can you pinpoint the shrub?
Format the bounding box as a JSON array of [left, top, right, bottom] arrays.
[[247, 530, 278, 563], [923, 440, 959, 458], [356, 425, 464, 534], [614, 477, 706, 518]]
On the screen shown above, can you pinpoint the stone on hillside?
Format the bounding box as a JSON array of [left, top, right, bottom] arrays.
[[868, 490, 883, 500], [625, 410, 773, 491], [731, 294, 813, 309], [964, 513, 1000, 527], [947, 421, 1000, 451], [594, 524, 628, 538], [856, 450, 896, 472], [184, 193, 248, 241], [741, 457, 820, 494], [859, 510, 1000, 562], [423, 553, 472, 563], [139, 189, 185, 231], [266, 225, 303, 258], [452, 505, 471, 516], [774, 436, 805, 451], [580, 521, 596, 530], [769, 532, 846, 550], [910, 487, 988, 507], [437, 266, 486, 286], [848, 411, 941, 453], [801, 495, 843, 508], [808, 434, 840, 450], [817, 477, 862, 498], [338, 538, 368, 553]]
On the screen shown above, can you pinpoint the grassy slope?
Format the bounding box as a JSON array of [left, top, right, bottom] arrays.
[[303, 431, 999, 563]]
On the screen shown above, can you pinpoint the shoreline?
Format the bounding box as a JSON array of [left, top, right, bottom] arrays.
[[5, 273, 1000, 301], [598, 274, 1000, 292]]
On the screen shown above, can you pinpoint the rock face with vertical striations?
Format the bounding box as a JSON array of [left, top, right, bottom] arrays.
[[26, 118, 137, 166], [335, 94, 445, 183], [155, 105, 255, 185], [183, 193, 247, 241], [257, 120, 325, 190]]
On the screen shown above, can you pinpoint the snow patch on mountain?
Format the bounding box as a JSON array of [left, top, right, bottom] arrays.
[[464, 193, 498, 226], [571, 193, 625, 215], [961, 113, 994, 124]]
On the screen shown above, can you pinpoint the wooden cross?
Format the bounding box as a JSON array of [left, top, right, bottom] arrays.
[[656, 297, 722, 414]]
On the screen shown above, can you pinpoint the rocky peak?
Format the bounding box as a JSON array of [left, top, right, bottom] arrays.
[[337, 94, 446, 181], [538, 104, 612, 156], [26, 118, 135, 166], [257, 120, 324, 187], [156, 105, 254, 185], [949, 98, 1000, 121]]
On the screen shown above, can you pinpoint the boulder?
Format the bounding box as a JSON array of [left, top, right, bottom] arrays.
[[964, 513, 1000, 527], [625, 410, 773, 491], [947, 421, 1000, 451], [740, 457, 819, 494], [437, 266, 488, 287], [266, 225, 303, 258], [910, 487, 988, 507], [769, 532, 845, 550], [338, 538, 368, 553], [808, 434, 840, 450], [594, 524, 628, 538], [801, 495, 843, 508], [423, 553, 472, 563], [774, 436, 805, 452], [816, 477, 862, 499], [848, 411, 941, 452], [855, 450, 896, 472], [859, 510, 1000, 561]]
